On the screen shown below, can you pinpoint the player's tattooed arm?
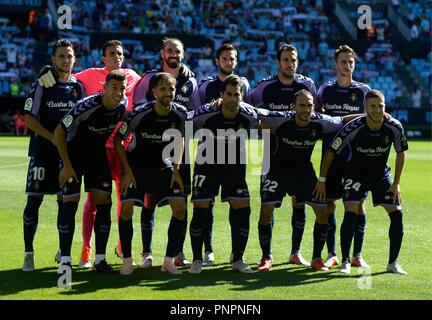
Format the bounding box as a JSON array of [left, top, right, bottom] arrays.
[[54, 125, 78, 186], [114, 135, 136, 195]]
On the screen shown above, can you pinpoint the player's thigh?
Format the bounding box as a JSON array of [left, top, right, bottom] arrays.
[[25, 154, 61, 196], [168, 199, 187, 220], [310, 204, 328, 224], [221, 171, 250, 205], [342, 175, 368, 214], [288, 172, 320, 209], [326, 157, 346, 202], [371, 175, 402, 210], [191, 170, 219, 204], [260, 173, 285, 208]]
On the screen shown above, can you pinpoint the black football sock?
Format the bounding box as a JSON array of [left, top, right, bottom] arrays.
[[203, 203, 214, 253], [119, 217, 133, 259], [56, 200, 62, 248], [176, 208, 187, 255], [166, 216, 183, 258], [353, 213, 366, 257], [312, 221, 328, 260], [326, 212, 337, 256], [388, 210, 404, 264], [340, 211, 356, 262], [232, 207, 251, 262], [141, 207, 155, 254], [229, 204, 235, 255], [94, 203, 112, 255], [58, 201, 78, 257], [190, 207, 206, 261], [258, 222, 272, 259], [291, 207, 306, 255], [23, 196, 43, 252]]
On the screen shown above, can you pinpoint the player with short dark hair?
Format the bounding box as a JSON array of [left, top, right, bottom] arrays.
[[133, 38, 197, 268], [115, 72, 188, 275], [190, 43, 252, 265], [22, 39, 86, 271], [315, 90, 408, 275], [38, 39, 141, 268], [53, 70, 128, 274], [187, 74, 258, 274], [257, 90, 359, 272], [250, 44, 317, 267], [316, 45, 371, 268]]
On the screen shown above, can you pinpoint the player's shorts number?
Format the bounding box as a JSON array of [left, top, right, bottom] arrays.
[[32, 167, 45, 181], [193, 175, 206, 188], [343, 179, 361, 192], [263, 179, 278, 193]]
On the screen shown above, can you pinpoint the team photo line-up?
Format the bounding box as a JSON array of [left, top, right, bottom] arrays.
[[21, 37, 408, 277]]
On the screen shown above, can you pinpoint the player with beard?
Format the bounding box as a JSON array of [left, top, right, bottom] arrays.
[[316, 45, 371, 269], [133, 38, 197, 269], [189, 43, 251, 265], [250, 44, 316, 267], [22, 39, 86, 271]]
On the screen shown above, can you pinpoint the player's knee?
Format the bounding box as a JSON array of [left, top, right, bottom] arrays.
[[93, 192, 111, 205], [171, 202, 186, 220], [314, 206, 328, 224], [358, 201, 366, 214], [193, 201, 210, 209], [326, 201, 336, 214], [230, 199, 250, 210], [343, 202, 359, 214], [120, 203, 134, 220], [63, 196, 79, 203], [259, 205, 274, 224]]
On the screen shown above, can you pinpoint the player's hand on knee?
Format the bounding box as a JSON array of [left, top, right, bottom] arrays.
[[59, 166, 78, 188], [313, 181, 326, 201], [37, 65, 57, 88], [387, 183, 401, 204], [180, 63, 195, 78], [120, 171, 136, 196]]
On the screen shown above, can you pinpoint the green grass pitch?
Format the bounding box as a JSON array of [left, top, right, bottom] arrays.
[[0, 136, 431, 300]]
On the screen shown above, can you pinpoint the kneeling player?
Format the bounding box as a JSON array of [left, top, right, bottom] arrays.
[[316, 90, 408, 275], [115, 73, 188, 275]]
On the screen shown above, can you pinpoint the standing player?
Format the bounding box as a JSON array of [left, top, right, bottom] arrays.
[[53, 70, 127, 274], [39, 40, 141, 267], [316, 45, 371, 268], [187, 75, 258, 274], [133, 38, 197, 268], [190, 43, 252, 265], [115, 73, 188, 275], [22, 39, 86, 271], [315, 90, 408, 275], [257, 90, 359, 271], [251, 44, 317, 266]]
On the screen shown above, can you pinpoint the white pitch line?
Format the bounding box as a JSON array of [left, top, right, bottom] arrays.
[[0, 162, 27, 169]]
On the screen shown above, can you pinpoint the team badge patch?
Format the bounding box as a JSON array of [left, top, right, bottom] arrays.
[[181, 85, 188, 93], [62, 115, 73, 128], [24, 98, 33, 111], [332, 137, 342, 150], [119, 122, 128, 135], [351, 93, 357, 102], [384, 135, 390, 145]]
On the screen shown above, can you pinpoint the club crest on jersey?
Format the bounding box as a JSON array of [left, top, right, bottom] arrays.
[[311, 129, 318, 138], [62, 115, 73, 128], [181, 85, 188, 93], [24, 98, 33, 111], [332, 137, 342, 150], [71, 88, 78, 98], [351, 93, 357, 102], [119, 122, 128, 135], [383, 135, 390, 145]]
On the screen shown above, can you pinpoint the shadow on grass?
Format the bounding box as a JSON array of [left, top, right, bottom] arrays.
[[0, 262, 390, 298]]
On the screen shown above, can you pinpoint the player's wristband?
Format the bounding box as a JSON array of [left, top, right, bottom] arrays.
[[318, 176, 326, 183]]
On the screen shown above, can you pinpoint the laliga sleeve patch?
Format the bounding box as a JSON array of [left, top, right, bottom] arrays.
[[119, 122, 128, 135], [24, 98, 33, 111], [62, 115, 73, 128], [332, 137, 342, 150]]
